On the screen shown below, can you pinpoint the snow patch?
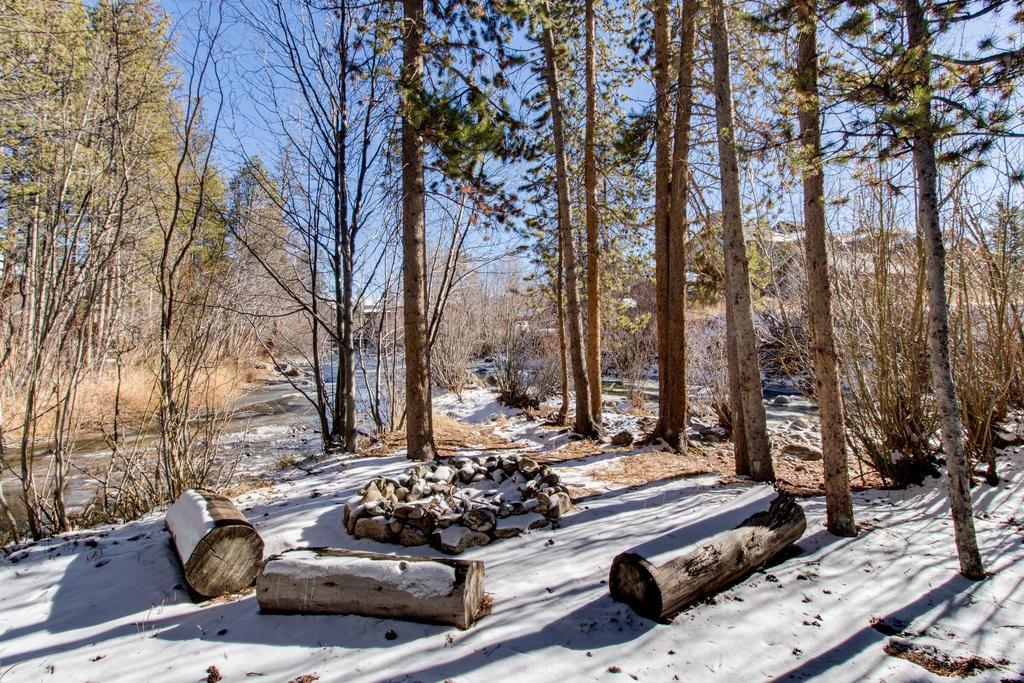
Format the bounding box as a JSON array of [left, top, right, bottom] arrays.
[[165, 490, 215, 562], [263, 550, 455, 599]]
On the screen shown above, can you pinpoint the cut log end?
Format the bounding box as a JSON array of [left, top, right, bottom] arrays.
[[166, 489, 264, 600], [609, 553, 663, 619], [609, 492, 806, 622], [184, 524, 264, 598]]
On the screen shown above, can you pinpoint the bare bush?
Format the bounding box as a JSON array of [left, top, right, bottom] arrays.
[[948, 185, 1024, 484], [687, 307, 731, 428], [833, 189, 939, 486], [604, 300, 656, 411]]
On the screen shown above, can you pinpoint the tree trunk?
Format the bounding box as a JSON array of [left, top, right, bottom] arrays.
[[905, 0, 984, 580], [609, 493, 805, 621], [653, 0, 672, 435], [540, 2, 596, 438], [0, 418, 19, 540], [660, 0, 698, 448], [256, 547, 488, 629], [709, 0, 773, 481], [401, 0, 436, 460], [342, 244, 358, 452], [557, 236, 570, 425], [335, 2, 356, 453], [584, 0, 602, 425], [795, 0, 856, 537], [725, 300, 750, 474]]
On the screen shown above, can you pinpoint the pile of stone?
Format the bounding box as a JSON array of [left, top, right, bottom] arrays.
[[344, 454, 573, 554]]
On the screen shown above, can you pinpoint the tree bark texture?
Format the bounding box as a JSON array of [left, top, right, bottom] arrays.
[[709, 0, 774, 481], [584, 0, 603, 425], [905, 0, 984, 579], [609, 493, 806, 621], [659, 0, 699, 447], [541, 2, 596, 437], [795, 0, 856, 536], [653, 0, 672, 434], [401, 0, 436, 460], [256, 547, 487, 629]]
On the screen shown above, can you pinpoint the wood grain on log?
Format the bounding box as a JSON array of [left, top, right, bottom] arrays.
[[609, 492, 806, 621], [256, 547, 488, 629], [166, 489, 264, 600]]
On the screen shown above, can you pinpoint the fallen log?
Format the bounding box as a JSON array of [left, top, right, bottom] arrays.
[[256, 547, 487, 629], [165, 489, 264, 600], [609, 491, 806, 622]]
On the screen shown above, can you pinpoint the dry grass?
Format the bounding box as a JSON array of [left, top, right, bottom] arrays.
[[883, 639, 1008, 677], [589, 447, 732, 488], [219, 476, 274, 498], [586, 442, 887, 496], [1, 361, 258, 440], [362, 414, 526, 457], [772, 452, 887, 497], [535, 438, 606, 464]]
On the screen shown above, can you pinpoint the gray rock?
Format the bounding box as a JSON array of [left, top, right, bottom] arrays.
[[610, 430, 634, 447], [406, 510, 438, 532], [463, 507, 497, 533], [435, 513, 460, 529], [772, 394, 791, 405], [516, 457, 539, 477], [429, 465, 455, 483], [534, 492, 550, 515], [354, 515, 392, 542], [363, 501, 386, 517], [433, 526, 491, 554], [399, 526, 429, 546], [493, 512, 549, 538], [545, 492, 572, 519], [343, 502, 363, 535], [781, 442, 823, 461]]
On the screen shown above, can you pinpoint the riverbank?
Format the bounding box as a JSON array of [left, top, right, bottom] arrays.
[[1, 387, 1021, 682]]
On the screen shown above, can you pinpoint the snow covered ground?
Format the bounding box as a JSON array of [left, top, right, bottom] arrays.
[[2, 388, 1023, 682]]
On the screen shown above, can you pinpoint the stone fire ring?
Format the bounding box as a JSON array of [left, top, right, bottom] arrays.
[[343, 454, 573, 554]]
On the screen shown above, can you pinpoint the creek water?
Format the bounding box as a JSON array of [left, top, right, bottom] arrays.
[[2, 362, 817, 530]]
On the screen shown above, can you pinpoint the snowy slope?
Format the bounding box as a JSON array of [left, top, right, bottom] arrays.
[[1, 394, 1023, 682]]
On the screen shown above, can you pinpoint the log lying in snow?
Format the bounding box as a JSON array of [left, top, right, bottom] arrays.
[[165, 489, 264, 599], [609, 491, 806, 622], [256, 547, 487, 629]]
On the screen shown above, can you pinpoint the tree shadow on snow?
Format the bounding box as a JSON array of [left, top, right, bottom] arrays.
[[769, 572, 985, 681], [0, 516, 192, 668]]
